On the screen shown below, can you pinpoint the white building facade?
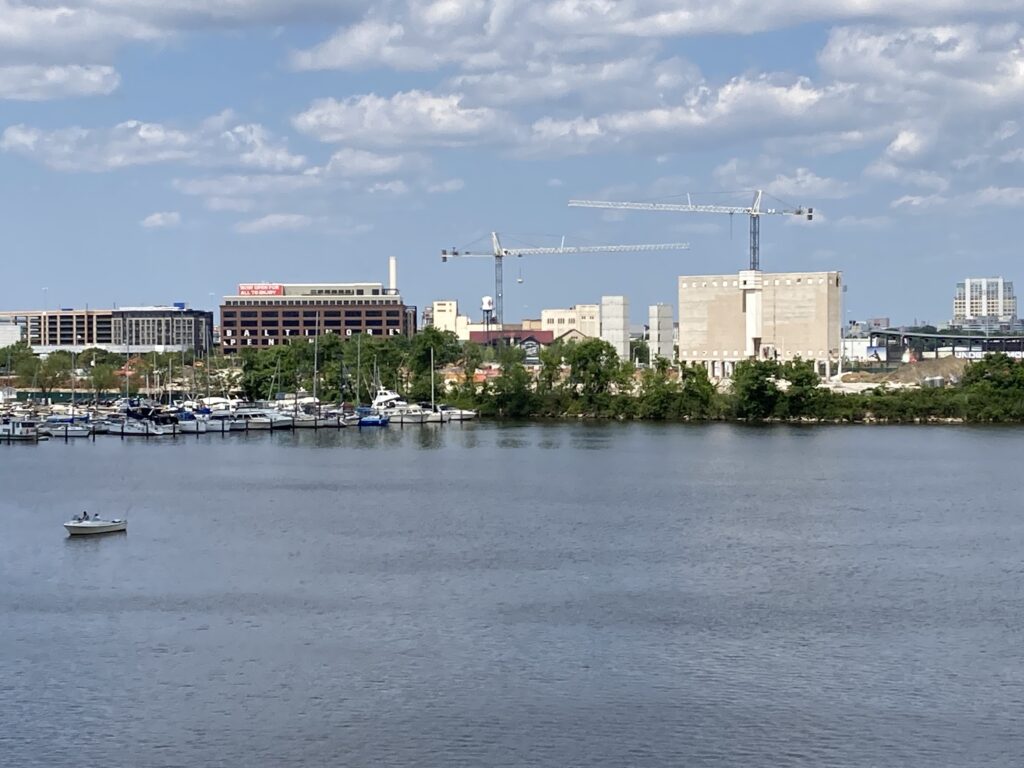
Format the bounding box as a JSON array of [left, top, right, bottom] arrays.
[[600, 295, 630, 362], [0, 318, 22, 348], [953, 277, 1018, 330], [648, 304, 674, 361]]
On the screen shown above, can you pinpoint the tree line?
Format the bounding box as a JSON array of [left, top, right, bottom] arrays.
[[8, 333, 1024, 423]]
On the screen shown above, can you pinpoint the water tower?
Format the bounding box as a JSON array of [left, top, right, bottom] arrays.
[[482, 296, 494, 348]]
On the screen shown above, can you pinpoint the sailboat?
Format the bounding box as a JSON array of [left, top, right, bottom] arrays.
[[423, 347, 448, 423]]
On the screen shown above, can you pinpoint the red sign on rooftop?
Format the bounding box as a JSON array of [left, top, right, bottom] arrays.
[[238, 283, 283, 296]]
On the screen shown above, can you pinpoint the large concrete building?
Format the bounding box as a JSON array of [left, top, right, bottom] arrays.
[[0, 305, 213, 355], [953, 277, 1018, 331], [540, 304, 600, 338], [648, 304, 674, 361], [678, 270, 842, 377], [600, 295, 630, 361], [0, 317, 23, 348]]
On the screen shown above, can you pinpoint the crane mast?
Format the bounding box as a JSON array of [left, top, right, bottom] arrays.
[[441, 233, 690, 325], [568, 190, 813, 271]]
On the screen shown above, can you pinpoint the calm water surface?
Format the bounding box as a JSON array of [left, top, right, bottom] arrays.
[[2, 423, 1023, 767]]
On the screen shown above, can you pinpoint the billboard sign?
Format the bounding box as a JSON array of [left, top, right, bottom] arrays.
[[238, 283, 283, 296], [866, 346, 888, 362]]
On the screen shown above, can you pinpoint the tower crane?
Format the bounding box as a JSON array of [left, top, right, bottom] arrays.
[[568, 190, 812, 271], [441, 232, 690, 325]]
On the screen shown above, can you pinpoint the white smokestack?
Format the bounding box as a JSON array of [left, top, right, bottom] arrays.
[[388, 256, 397, 293]]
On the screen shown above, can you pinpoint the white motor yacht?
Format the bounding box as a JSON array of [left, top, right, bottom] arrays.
[[64, 516, 127, 536], [371, 387, 431, 424], [1, 418, 39, 442], [438, 404, 478, 421]]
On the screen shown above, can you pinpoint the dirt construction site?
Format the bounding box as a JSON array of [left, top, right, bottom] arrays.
[[828, 357, 970, 393]]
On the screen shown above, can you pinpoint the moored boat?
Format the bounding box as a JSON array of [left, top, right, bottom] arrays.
[[64, 517, 128, 536], [0, 418, 39, 442]]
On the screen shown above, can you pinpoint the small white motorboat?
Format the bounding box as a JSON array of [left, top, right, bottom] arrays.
[[64, 517, 128, 536]]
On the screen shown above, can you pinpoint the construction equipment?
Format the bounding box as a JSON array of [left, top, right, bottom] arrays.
[[441, 232, 690, 325], [568, 190, 812, 271]]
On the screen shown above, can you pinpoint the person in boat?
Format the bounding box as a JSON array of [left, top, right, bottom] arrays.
[[93, 513, 99, 520], [80, 511, 89, 521]]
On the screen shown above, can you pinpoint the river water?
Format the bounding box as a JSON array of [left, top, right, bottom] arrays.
[[1, 423, 1023, 767]]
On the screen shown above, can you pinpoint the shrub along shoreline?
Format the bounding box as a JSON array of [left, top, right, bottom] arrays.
[[117, 328, 1024, 426]]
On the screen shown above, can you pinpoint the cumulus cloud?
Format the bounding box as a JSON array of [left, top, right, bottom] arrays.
[[0, 64, 120, 100], [367, 180, 409, 195], [292, 90, 507, 146], [865, 160, 950, 192], [1, 114, 304, 172], [713, 158, 851, 200], [322, 147, 415, 177], [235, 213, 312, 234], [173, 173, 320, 198], [426, 178, 463, 193], [140, 211, 181, 228]]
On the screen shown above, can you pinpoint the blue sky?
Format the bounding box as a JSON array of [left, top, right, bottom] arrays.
[[2, 1, 1023, 326]]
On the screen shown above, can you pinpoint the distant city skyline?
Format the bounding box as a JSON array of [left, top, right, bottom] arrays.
[[2, 3, 1022, 325]]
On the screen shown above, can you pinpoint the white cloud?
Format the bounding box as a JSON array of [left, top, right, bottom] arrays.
[[1, 120, 195, 171], [2, 114, 304, 172], [173, 173, 320, 198], [886, 129, 931, 159], [712, 158, 850, 199], [525, 75, 856, 154], [235, 213, 312, 234], [140, 211, 181, 228], [368, 180, 409, 195], [220, 124, 306, 171], [890, 193, 949, 209], [866, 160, 950, 192], [835, 215, 893, 230], [323, 147, 413, 177], [764, 168, 852, 200], [426, 178, 463, 193], [292, 90, 506, 146], [289, 21, 427, 71], [968, 186, 1024, 207], [205, 196, 255, 212], [0, 65, 120, 100]]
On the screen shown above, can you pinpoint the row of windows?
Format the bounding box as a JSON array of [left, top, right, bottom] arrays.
[[681, 277, 836, 289], [224, 298, 401, 307], [232, 318, 402, 329], [222, 327, 405, 346], [683, 350, 827, 358]]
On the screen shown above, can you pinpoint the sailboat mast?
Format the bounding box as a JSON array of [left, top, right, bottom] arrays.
[[430, 346, 435, 410], [356, 334, 362, 406], [312, 333, 319, 408]]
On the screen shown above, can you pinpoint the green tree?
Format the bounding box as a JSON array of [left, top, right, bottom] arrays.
[[629, 339, 650, 365], [563, 338, 620, 412], [90, 364, 118, 398], [17, 353, 70, 397], [730, 359, 782, 420], [489, 345, 536, 417], [0, 341, 35, 374]]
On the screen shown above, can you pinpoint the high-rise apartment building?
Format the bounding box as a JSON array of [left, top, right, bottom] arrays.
[[953, 277, 1017, 330]]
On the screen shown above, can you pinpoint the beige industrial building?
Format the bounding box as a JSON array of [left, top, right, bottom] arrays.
[[540, 304, 600, 338], [678, 270, 842, 377]]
